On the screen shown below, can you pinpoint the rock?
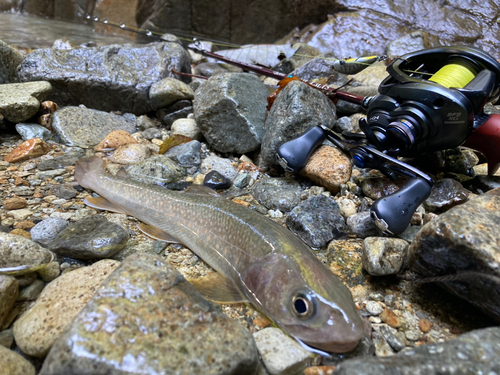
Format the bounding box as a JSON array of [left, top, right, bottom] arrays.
[[0, 327, 14, 348], [136, 114, 159, 130], [6, 208, 32, 221], [372, 330, 395, 357], [194, 62, 231, 77], [261, 80, 337, 166], [346, 211, 380, 238], [47, 215, 129, 259], [0, 40, 25, 84], [379, 307, 401, 329], [0, 345, 35, 375], [17, 42, 191, 114], [409, 188, 500, 321], [40, 253, 258, 375], [300, 145, 352, 194], [0, 81, 52, 122], [378, 324, 406, 352], [334, 327, 500, 374], [0, 232, 54, 276], [51, 107, 136, 148], [108, 143, 152, 165], [360, 177, 408, 200], [171, 118, 203, 140], [0, 275, 19, 328], [200, 154, 239, 181], [286, 194, 347, 248], [252, 177, 302, 212], [386, 31, 434, 58], [149, 77, 194, 110], [3, 197, 27, 210], [423, 178, 473, 213], [49, 184, 77, 200], [94, 129, 138, 152], [13, 259, 120, 358], [4, 138, 51, 163], [253, 327, 313, 375], [194, 73, 269, 153], [37, 147, 86, 171], [442, 147, 479, 176], [362, 237, 409, 276], [365, 301, 384, 315], [164, 140, 201, 167], [161, 105, 194, 127], [17, 278, 45, 301], [15, 123, 53, 141], [203, 170, 232, 189], [233, 172, 250, 189], [126, 154, 186, 186], [334, 114, 364, 134]]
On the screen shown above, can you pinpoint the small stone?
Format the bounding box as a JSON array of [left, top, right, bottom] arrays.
[[304, 366, 336, 375], [171, 118, 202, 140], [380, 307, 401, 328], [360, 177, 407, 200], [164, 140, 201, 167], [0, 328, 14, 348], [0, 345, 35, 375], [108, 143, 152, 165], [203, 170, 232, 189], [254, 327, 314, 374], [8, 228, 31, 238], [3, 197, 27, 210], [94, 129, 138, 151], [7, 208, 33, 221], [49, 184, 77, 200], [253, 316, 272, 328], [13, 221, 35, 230], [346, 211, 380, 238], [15, 123, 53, 141], [233, 172, 250, 189], [365, 301, 384, 315], [37, 261, 61, 282], [405, 329, 421, 341], [379, 324, 406, 352], [0, 275, 19, 328], [149, 77, 194, 110], [201, 154, 239, 181], [252, 177, 302, 212], [372, 330, 395, 357], [17, 279, 45, 301], [423, 178, 472, 213], [4, 138, 51, 163], [0, 81, 52, 123], [126, 154, 186, 186], [362, 237, 409, 276], [419, 318, 433, 333]]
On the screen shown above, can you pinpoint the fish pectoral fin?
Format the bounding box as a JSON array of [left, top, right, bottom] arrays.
[[187, 272, 249, 304], [137, 223, 180, 243], [184, 185, 220, 197], [84, 196, 127, 214]]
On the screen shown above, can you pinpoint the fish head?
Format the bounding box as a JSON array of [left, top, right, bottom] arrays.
[[242, 252, 364, 354]]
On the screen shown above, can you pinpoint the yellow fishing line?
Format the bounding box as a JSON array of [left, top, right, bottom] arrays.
[[428, 62, 476, 88]]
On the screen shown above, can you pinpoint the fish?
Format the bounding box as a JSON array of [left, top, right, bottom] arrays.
[[74, 156, 364, 354]]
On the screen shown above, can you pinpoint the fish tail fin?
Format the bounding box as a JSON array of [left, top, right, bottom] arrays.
[[74, 156, 106, 189]]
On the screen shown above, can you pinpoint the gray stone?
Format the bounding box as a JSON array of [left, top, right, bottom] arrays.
[[17, 279, 45, 301], [253, 327, 313, 375], [126, 154, 186, 186], [0, 328, 14, 348], [30, 218, 69, 247], [362, 237, 410, 276], [149, 77, 194, 110], [379, 324, 406, 352], [51, 107, 136, 148], [194, 73, 269, 154], [15, 123, 53, 141], [37, 147, 86, 171], [47, 215, 129, 259], [286, 194, 347, 248], [0, 81, 52, 123], [0, 39, 24, 84], [372, 330, 395, 357], [136, 114, 159, 130], [17, 42, 191, 114], [409, 188, 500, 321], [194, 62, 231, 77], [161, 106, 193, 127], [49, 184, 77, 200], [164, 140, 201, 167], [365, 301, 384, 315], [346, 211, 381, 238], [423, 178, 473, 213], [261, 80, 337, 166], [233, 172, 250, 189], [334, 327, 500, 374], [40, 253, 258, 375], [0, 275, 19, 328], [334, 114, 364, 134], [386, 31, 433, 58], [201, 154, 239, 181], [252, 177, 302, 212], [0, 345, 35, 375]]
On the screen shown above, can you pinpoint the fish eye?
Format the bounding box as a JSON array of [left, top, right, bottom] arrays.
[[291, 292, 315, 319]]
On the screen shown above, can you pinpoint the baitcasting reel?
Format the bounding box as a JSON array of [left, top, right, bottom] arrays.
[[277, 46, 500, 235]]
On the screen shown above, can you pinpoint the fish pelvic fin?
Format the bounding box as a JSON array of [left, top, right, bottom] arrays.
[[84, 196, 127, 214], [137, 223, 180, 243], [75, 156, 106, 189], [187, 272, 249, 304]]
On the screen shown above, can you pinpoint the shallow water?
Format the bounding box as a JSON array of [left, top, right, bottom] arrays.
[[0, 13, 137, 49]]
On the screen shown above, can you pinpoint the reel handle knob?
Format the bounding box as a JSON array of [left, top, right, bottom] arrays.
[[370, 177, 432, 235], [276, 126, 326, 172], [463, 113, 500, 175]]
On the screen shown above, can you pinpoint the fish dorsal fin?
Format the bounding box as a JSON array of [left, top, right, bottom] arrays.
[[187, 272, 249, 304], [185, 185, 220, 197], [137, 223, 180, 243], [84, 196, 127, 214]]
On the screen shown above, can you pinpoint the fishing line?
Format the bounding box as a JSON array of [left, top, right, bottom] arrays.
[[428, 59, 477, 88]]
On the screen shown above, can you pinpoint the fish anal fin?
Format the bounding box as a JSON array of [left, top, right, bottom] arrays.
[[187, 272, 249, 304], [185, 185, 220, 197], [137, 223, 180, 243], [84, 196, 127, 214]]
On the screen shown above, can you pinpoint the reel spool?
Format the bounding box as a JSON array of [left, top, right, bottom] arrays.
[[362, 46, 500, 157]]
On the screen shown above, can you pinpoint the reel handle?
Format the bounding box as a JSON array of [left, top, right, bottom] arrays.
[[463, 114, 500, 175], [276, 126, 326, 172], [370, 177, 432, 235]]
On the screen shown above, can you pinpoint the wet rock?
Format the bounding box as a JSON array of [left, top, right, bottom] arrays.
[[0, 275, 19, 328], [261, 80, 337, 166], [254, 327, 313, 375], [194, 62, 231, 77], [201, 154, 239, 180], [149, 77, 194, 110], [409, 188, 500, 321], [40, 253, 258, 375], [94, 129, 138, 152], [334, 327, 500, 375], [360, 177, 408, 200], [378, 324, 406, 352], [17, 42, 191, 114], [37, 147, 86, 171], [47, 215, 129, 259], [423, 178, 473, 213], [3, 197, 27, 210], [386, 31, 432, 58], [164, 140, 201, 167], [252, 177, 302, 212], [334, 114, 364, 134], [372, 330, 395, 357], [346, 211, 380, 238], [468, 175, 500, 194], [17, 278, 45, 301], [13, 259, 119, 358], [49, 184, 77, 200], [0, 345, 35, 375], [362, 237, 409, 276], [291, 56, 348, 83], [4, 138, 51, 163], [15, 123, 53, 141], [0, 39, 25, 84], [126, 154, 186, 185], [286, 194, 347, 248], [171, 118, 203, 140], [204, 170, 232, 189], [161, 105, 194, 127], [194, 73, 269, 154], [108, 143, 152, 165], [300, 145, 352, 194], [30, 217, 68, 246], [233, 172, 250, 189], [442, 147, 479, 176], [0, 81, 52, 122], [136, 114, 159, 130], [51, 107, 136, 148], [0, 233, 54, 276], [0, 328, 14, 348]]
